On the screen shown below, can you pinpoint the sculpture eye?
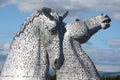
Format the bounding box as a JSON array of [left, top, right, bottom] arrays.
[[101, 13, 104, 16], [49, 28, 57, 35], [75, 19, 80, 21]]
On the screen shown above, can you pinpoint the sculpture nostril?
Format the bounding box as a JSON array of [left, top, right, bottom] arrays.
[[108, 18, 111, 22], [54, 59, 58, 64], [53, 59, 63, 70]]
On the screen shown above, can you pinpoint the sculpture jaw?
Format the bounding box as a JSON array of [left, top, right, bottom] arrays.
[[101, 15, 111, 29]]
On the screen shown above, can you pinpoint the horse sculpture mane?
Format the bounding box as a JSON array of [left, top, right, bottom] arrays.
[[15, 7, 59, 37]]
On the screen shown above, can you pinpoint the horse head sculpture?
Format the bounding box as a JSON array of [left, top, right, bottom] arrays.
[[65, 14, 111, 43], [56, 14, 111, 80], [0, 7, 67, 80]]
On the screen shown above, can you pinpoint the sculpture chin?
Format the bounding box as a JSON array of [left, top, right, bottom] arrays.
[[101, 23, 110, 29]]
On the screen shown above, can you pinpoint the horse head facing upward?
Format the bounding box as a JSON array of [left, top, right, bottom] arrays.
[[56, 14, 111, 80], [65, 14, 111, 43]]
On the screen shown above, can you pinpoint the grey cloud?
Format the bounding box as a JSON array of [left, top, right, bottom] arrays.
[[0, 43, 9, 71], [0, 61, 4, 71], [2, 0, 118, 20], [0, 43, 10, 55], [82, 45, 120, 72], [96, 64, 120, 72], [107, 39, 120, 48], [0, 0, 11, 7]]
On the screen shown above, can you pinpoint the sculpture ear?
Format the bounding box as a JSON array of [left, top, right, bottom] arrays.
[[60, 10, 69, 20], [42, 7, 55, 20]]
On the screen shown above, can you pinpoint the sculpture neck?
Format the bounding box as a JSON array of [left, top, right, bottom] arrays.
[[63, 36, 83, 56], [63, 36, 100, 79], [80, 21, 101, 44], [87, 25, 101, 37]]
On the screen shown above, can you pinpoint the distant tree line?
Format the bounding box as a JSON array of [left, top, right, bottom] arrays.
[[49, 75, 120, 80], [101, 75, 120, 80], [49, 75, 56, 80]]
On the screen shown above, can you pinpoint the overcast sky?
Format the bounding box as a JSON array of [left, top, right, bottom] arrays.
[[0, 0, 120, 72]]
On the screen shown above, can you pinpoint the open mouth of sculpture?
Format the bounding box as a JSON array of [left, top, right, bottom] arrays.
[[102, 18, 111, 23], [101, 18, 111, 29]]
